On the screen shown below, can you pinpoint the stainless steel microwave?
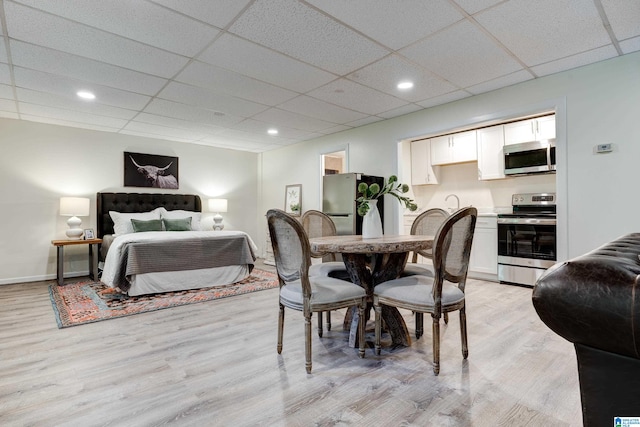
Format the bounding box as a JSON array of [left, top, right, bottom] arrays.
[[504, 140, 556, 176]]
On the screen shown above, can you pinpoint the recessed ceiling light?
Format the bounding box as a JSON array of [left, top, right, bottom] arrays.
[[267, 129, 278, 135], [397, 81, 414, 90], [77, 91, 96, 100]]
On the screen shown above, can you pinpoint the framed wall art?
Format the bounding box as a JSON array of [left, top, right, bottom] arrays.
[[124, 152, 179, 189], [285, 184, 302, 216]]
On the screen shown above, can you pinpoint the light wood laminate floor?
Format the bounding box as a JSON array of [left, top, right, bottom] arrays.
[[0, 262, 582, 426]]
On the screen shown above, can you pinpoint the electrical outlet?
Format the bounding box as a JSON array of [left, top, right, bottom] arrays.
[[596, 143, 613, 153]]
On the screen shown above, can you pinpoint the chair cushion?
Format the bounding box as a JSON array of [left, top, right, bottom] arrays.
[[402, 262, 434, 277], [280, 276, 366, 311], [374, 275, 465, 309], [309, 261, 348, 277]]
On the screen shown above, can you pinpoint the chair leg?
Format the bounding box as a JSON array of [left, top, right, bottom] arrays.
[[444, 312, 449, 324], [460, 307, 468, 359], [374, 297, 382, 355], [317, 312, 323, 338], [326, 311, 332, 331], [277, 303, 284, 354], [305, 311, 312, 374], [432, 314, 440, 375], [358, 302, 366, 358], [415, 312, 423, 339]]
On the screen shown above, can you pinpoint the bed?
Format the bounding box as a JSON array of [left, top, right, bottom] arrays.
[[97, 192, 257, 296]]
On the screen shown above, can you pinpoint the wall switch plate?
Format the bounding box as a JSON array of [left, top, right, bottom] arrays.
[[596, 143, 613, 153]]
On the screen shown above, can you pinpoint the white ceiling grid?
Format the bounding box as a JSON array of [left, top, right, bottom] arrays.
[[0, 0, 637, 152]]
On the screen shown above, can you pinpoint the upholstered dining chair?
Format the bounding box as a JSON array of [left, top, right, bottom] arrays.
[[301, 209, 351, 337], [266, 209, 366, 374], [374, 206, 477, 375], [402, 208, 449, 337]]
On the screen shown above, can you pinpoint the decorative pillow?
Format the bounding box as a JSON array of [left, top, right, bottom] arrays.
[[131, 219, 163, 232], [109, 208, 162, 235], [160, 208, 201, 230], [163, 217, 192, 231]]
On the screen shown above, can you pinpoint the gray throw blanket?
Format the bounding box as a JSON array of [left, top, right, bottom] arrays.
[[112, 235, 256, 292]]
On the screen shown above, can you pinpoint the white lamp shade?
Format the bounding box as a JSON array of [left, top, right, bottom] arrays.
[[60, 197, 90, 217], [208, 198, 228, 213]]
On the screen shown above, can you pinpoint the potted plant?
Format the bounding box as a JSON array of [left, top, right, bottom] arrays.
[[356, 175, 418, 238]]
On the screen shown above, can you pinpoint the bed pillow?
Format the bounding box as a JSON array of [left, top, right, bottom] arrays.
[[109, 208, 162, 235], [162, 217, 192, 231], [160, 208, 202, 230], [131, 219, 163, 232]]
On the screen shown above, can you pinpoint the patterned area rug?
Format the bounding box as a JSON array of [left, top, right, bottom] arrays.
[[49, 268, 278, 328]]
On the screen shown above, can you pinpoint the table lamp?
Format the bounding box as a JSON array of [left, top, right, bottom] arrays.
[[60, 197, 90, 239], [209, 198, 228, 231]]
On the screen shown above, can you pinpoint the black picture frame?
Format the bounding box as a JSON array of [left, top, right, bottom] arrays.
[[124, 152, 179, 189]]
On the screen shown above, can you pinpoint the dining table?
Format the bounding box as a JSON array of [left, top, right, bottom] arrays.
[[308, 234, 433, 347]]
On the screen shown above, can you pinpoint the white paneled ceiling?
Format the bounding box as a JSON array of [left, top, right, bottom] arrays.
[[0, 0, 638, 152]]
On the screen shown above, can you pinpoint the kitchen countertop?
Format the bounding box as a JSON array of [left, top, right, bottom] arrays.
[[404, 207, 508, 217]]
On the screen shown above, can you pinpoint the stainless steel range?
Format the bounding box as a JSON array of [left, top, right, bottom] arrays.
[[497, 193, 556, 287]]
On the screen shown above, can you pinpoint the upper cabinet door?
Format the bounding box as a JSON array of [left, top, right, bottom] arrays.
[[410, 139, 439, 185], [429, 135, 451, 166], [477, 125, 505, 180], [504, 115, 555, 145], [451, 130, 477, 163]]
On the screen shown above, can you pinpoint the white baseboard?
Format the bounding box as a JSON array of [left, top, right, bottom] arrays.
[[0, 270, 90, 286]]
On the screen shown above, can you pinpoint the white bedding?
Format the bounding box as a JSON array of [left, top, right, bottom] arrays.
[[101, 230, 258, 296]]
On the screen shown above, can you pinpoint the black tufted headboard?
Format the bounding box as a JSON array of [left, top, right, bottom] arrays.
[[96, 192, 202, 238]]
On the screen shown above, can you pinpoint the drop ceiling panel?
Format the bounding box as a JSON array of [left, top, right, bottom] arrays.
[[158, 82, 269, 118], [454, 0, 504, 15], [14, 67, 151, 110], [601, 0, 640, 41], [0, 83, 14, 99], [231, 117, 321, 140], [0, 63, 10, 85], [347, 54, 458, 102], [377, 103, 423, 119], [143, 98, 245, 128], [476, 0, 611, 66], [229, 0, 389, 75], [308, 79, 409, 115], [0, 98, 17, 112], [10, 41, 168, 96], [19, 102, 129, 128], [176, 61, 298, 106], [251, 107, 337, 133], [416, 91, 471, 109], [530, 45, 618, 77], [133, 113, 224, 135], [150, 0, 253, 29], [0, 37, 7, 62], [21, 114, 120, 132], [0, 111, 19, 119], [122, 121, 209, 141], [16, 87, 138, 119], [13, 0, 220, 56], [466, 70, 533, 95], [119, 129, 195, 143], [4, 2, 189, 78], [198, 33, 337, 93], [401, 20, 523, 88], [277, 95, 368, 124], [306, 0, 463, 50], [620, 37, 640, 54]]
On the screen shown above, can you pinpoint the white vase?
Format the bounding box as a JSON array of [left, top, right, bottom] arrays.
[[362, 200, 383, 239]]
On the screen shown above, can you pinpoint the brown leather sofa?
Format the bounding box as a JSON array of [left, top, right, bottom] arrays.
[[532, 233, 640, 427]]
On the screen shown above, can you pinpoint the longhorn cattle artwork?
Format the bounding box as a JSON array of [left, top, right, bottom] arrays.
[[124, 152, 179, 189]]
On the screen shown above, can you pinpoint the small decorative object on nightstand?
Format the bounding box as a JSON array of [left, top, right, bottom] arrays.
[[209, 198, 228, 230], [59, 197, 90, 240], [51, 238, 102, 285]]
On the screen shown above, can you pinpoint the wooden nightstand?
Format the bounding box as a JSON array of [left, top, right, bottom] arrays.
[[51, 238, 102, 285]]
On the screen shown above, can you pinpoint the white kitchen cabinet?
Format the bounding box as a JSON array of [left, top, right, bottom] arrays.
[[469, 215, 497, 281], [411, 139, 439, 185], [430, 130, 477, 165], [477, 125, 505, 180], [504, 115, 555, 145]]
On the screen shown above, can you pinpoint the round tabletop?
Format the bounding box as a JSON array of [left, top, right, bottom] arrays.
[[309, 234, 433, 254]]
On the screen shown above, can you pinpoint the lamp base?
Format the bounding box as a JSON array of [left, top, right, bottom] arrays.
[[212, 213, 224, 231], [66, 216, 84, 240]]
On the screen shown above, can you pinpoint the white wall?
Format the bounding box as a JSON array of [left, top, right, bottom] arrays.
[[261, 52, 640, 261], [0, 119, 258, 284]]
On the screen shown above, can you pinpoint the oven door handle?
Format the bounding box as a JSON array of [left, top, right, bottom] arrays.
[[498, 217, 557, 225]]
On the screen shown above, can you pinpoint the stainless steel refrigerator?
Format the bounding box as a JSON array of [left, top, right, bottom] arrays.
[[322, 173, 384, 235]]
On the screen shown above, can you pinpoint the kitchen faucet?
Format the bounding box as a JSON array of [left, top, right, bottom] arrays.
[[445, 194, 460, 212]]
